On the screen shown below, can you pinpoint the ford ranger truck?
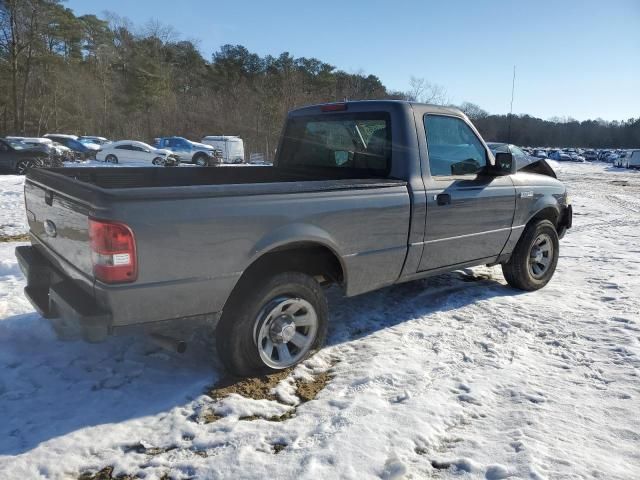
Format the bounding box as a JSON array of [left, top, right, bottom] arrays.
[[16, 101, 572, 376]]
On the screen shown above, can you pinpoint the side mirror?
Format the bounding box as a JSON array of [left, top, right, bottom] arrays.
[[489, 152, 516, 175]]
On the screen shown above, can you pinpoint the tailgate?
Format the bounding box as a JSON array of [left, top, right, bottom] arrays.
[[24, 180, 94, 281]]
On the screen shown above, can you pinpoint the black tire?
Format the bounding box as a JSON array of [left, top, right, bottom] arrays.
[[502, 219, 559, 291], [194, 154, 209, 166], [216, 271, 328, 377], [105, 154, 118, 164], [15, 159, 32, 175], [152, 157, 164, 166]]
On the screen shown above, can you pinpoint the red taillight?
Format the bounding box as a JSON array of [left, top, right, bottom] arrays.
[[89, 218, 137, 284], [321, 103, 347, 112]]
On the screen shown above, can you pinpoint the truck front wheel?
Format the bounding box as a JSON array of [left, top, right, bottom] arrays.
[[501, 219, 559, 291], [216, 272, 328, 376]]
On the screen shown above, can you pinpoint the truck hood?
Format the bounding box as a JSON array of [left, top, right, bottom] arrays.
[[518, 158, 557, 178]]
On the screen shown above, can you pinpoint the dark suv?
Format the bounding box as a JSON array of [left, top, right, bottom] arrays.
[[0, 138, 51, 174]]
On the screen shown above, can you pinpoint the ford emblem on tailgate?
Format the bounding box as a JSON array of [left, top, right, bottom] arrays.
[[44, 220, 57, 238]]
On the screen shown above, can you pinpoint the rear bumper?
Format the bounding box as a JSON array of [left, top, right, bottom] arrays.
[[557, 204, 573, 239], [16, 245, 111, 342], [16, 244, 223, 342]]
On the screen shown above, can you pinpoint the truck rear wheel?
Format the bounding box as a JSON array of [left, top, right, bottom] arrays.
[[501, 219, 559, 291], [216, 272, 328, 376]]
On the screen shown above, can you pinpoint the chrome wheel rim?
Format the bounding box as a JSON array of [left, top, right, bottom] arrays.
[[255, 296, 318, 369], [528, 233, 553, 279], [17, 161, 30, 174]]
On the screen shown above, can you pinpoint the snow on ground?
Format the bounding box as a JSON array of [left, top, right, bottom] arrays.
[[0, 176, 27, 237], [0, 163, 639, 479]]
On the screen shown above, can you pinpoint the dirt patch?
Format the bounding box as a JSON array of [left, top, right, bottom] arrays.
[[271, 442, 287, 454], [202, 364, 334, 423], [296, 370, 331, 403], [208, 369, 291, 402], [78, 466, 136, 480], [0, 233, 29, 243], [79, 467, 170, 480]]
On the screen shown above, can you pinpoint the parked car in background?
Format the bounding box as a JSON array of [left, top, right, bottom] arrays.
[[96, 140, 179, 166], [486, 142, 537, 169], [549, 150, 572, 162], [583, 150, 597, 161], [79, 136, 110, 146], [0, 137, 51, 174], [568, 153, 586, 162], [614, 151, 629, 168], [606, 152, 619, 164], [154, 136, 220, 166], [6, 137, 73, 162], [627, 150, 640, 170], [533, 149, 548, 159], [201, 135, 245, 163], [44, 134, 100, 160]]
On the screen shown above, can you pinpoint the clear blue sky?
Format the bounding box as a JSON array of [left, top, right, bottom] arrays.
[[66, 0, 639, 121]]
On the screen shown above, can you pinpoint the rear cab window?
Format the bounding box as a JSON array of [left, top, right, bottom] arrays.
[[277, 112, 391, 176]]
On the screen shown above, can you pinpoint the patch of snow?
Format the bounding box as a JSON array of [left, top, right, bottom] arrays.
[[0, 176, 27, 237]]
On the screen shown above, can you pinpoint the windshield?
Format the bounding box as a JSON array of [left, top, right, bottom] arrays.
[[7, 140, 24, 150]]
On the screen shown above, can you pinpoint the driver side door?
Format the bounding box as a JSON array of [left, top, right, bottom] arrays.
[[419, 114, 516, 271]]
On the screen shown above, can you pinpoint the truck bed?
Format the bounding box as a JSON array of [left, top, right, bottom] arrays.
[[27, 166, 406, 204]]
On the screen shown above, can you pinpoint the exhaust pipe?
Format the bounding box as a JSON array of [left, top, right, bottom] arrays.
[[149, 333, 187, 354]]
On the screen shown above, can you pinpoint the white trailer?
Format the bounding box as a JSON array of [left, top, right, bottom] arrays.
[[201, 135, 245, 164]]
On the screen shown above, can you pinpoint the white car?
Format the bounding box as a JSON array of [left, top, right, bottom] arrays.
[[96, 140, 178, 166]]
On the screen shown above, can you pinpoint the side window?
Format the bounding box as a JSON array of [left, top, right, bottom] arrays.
[[0, 141, 9, 152], [115, 144, 132, 150], [424, 115, 487, 176]]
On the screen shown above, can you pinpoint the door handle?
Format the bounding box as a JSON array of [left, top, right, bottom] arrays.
[[436, 193, 451, 206]]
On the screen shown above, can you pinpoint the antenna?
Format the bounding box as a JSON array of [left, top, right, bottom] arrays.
[[507, 65, 516, 143]]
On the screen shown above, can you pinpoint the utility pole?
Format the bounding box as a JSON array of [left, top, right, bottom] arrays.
[[507, 65, 516, 143]]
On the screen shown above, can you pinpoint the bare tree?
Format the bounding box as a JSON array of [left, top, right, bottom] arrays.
[[459, 101, 489, 120], [406, 76, 448, 105]]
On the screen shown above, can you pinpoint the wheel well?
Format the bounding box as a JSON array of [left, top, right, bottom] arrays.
[[236, 243, 345, 292], [529, 207, 559, 228]]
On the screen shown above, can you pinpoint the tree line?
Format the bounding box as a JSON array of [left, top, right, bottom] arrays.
[[1, 0, 638, 159]]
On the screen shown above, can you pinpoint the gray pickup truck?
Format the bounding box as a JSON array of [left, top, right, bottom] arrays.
[[16, 100, 572, 376]]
